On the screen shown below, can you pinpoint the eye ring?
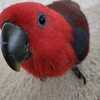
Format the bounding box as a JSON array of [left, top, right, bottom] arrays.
[[38, 14, 46, 27]]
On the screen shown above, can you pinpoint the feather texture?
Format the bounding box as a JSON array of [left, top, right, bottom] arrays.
[[48, 1, 89, 62]]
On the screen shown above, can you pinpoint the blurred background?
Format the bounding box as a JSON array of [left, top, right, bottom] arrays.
[[0, 0, 100, 11], [0, 0, 100, 100]]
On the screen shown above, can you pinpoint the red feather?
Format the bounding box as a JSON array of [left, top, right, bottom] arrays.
[[0, 2, 89, 78]]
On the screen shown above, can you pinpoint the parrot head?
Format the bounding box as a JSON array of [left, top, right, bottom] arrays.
[[0, 2, 74, 77]]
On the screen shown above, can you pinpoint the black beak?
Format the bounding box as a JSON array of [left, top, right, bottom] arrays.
[[1, 22, 31, 71]]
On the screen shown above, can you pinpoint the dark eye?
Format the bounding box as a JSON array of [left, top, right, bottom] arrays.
[[38, 14, 46, 26]]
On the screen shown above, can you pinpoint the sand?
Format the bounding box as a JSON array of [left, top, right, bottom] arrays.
[[0, 1, 100, 100]]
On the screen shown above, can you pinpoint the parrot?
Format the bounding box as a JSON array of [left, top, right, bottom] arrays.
[[0, 0, 89, 84]]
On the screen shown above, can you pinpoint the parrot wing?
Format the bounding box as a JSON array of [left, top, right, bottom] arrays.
[[48, 1, 89, 62]]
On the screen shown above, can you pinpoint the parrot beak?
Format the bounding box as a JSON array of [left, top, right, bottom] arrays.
[[1, 22, 31, 72]]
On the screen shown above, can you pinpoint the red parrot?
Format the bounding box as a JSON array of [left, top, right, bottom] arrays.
[[0, 0, 89, 84]]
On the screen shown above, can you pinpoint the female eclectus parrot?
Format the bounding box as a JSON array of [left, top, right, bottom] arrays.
[[0, 0, 89, 84]]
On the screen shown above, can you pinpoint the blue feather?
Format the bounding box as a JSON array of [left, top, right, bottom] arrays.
[[73, 28, 89, 61]]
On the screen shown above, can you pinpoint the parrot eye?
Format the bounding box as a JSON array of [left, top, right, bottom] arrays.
[[38, 14, 46, 26]]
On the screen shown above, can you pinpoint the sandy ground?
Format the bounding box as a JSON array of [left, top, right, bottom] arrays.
[[0, 1, 100, 100]]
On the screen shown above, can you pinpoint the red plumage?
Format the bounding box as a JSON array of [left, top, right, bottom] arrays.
[[0, 1, 89, 79]]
